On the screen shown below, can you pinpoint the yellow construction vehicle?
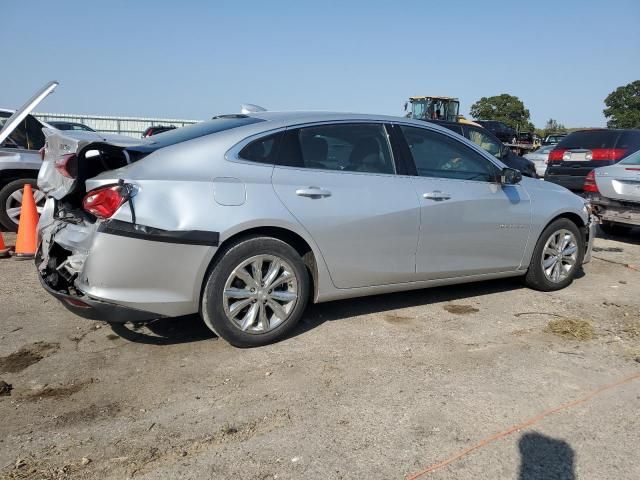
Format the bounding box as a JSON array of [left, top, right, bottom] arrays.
[[404, 96, 480, 126]]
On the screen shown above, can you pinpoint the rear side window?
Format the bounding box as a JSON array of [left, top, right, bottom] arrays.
[[557, 130, 620, 149], [238, 132, 282, 164], [400, 125, 499, 182], [620, 150, 640, 165], [131, 116, 265, 154], [277, 123, 396, 174]]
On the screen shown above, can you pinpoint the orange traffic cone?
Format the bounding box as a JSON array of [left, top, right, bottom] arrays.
[[14, 184, 39, 260], [0, 231, 9, 258]]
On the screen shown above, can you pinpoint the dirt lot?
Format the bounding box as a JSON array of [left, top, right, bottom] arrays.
[[1, 230, 639, 480]]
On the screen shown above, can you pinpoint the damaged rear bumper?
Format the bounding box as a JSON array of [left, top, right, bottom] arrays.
[[36, 201, 217, 322], [589, 195, 640, 227], [37, 269, 162, 323]]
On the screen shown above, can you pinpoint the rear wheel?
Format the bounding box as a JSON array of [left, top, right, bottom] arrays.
[[0, 179, 45, 232], [201, 236, 310, 347], [599, 221, 632, 236], [524, 218, 584, 291]]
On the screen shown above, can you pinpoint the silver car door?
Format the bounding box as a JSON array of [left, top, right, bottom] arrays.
[[271, 122, 420, 289], [398, 124, 531, 279]]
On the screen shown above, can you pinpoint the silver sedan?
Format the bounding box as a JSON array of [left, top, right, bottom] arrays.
[[524, 145, 555, 177], [37, 112, 596, 347], [586, 150, 640, 235]]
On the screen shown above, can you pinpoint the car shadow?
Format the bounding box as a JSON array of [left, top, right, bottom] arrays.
[[288, 276, 525, 339], [110, 277, 526, 346], [110, 314, 215, 346], [597, 227, 640, 245], [518, 431, 575, 480]]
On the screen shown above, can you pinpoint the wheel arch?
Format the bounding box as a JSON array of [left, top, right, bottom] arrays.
[[0, 169, 39, 187], [199, 225, 320, 309]]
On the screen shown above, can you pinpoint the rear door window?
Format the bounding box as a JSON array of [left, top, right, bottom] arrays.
[[277, 123, 396, 174]]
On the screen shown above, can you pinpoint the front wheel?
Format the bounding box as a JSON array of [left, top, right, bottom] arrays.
[[523, 218, 584, 291], [201, 236, 310, 347]]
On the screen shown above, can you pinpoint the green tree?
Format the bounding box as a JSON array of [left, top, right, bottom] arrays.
[[470, 94, 534, 131], [603, 80, 640, 128], [542, 118, 566, 136]]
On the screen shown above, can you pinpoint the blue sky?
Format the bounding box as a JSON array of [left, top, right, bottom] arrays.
[[1, 0, 638, 127]]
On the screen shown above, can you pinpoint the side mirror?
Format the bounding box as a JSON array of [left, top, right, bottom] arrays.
[[501, 167, 522, 185], [500, 146, 510, 158]]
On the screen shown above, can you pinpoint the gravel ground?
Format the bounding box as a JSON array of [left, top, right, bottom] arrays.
[[0, 230, 639, 480]]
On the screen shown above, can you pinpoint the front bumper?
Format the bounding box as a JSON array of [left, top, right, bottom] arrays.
[[583, 214, 597, 264]]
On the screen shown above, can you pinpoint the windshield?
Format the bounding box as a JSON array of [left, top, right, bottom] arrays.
[[620, 150, 640, 165]]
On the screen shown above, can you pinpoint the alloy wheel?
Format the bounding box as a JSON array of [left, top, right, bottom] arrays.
[[222, 254, 299, 334], [541, 229, 578, 283], [6, 186, 45, 227]]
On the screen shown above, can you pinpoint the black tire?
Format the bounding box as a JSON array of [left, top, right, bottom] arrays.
[[0, 178, 40, 232], [201, 236, 310, 347], [523, 218, 584, 292], [599, 221, 631, 236]]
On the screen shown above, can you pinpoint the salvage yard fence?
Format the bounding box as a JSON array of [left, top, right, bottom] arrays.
[[33, 112, 200, 138]]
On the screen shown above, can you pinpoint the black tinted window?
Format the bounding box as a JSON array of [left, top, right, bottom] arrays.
[[557, 130, 620, 149], [0, 114, 44, 150], [278, 123, 395, 174], [400, 125, 499, 182], [239, 132, 282, 164], [616, 131, 640, 151], [441, 124, 463, 135], [131, 116, 264, 153]]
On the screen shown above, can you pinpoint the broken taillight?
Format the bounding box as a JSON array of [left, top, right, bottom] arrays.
[[583, 170, 599, 193], [54, 153, 77, 178], [83, 185, 128, 219]]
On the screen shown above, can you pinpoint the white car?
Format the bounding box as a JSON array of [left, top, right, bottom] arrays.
[[525, 145, 555, 177]]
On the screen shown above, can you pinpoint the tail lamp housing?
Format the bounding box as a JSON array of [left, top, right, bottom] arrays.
[[82, 184, 132, 219], [583, 170, 599, 193]]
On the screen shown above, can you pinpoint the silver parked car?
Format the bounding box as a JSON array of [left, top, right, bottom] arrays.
[[524, 144, 555, 177], [37, 111, 596, 347], [584, 150, 640, 235]]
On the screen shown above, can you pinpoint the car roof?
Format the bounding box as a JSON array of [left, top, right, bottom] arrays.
[[245, 111, 448, 130]]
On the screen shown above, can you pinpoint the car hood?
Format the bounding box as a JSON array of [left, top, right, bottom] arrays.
[[0, 81, 58, 145]]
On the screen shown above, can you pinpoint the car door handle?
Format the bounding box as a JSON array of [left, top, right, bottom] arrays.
[[295, 187, 332, 198], [423, 191, 451, 201]]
